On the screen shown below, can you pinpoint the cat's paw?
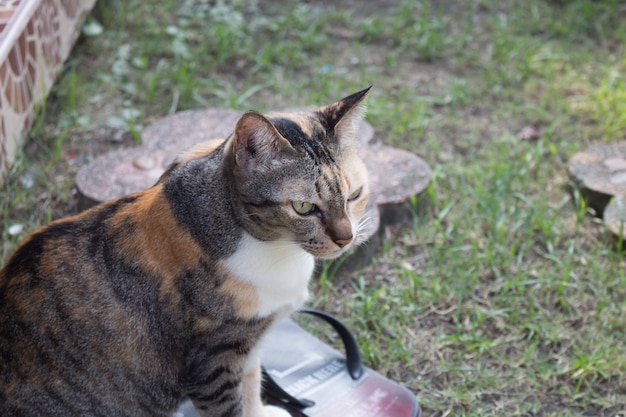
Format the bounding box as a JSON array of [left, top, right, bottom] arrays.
[[262, 404, 292, 417]]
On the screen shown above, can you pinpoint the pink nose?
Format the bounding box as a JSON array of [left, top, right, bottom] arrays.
[[328, 218, 353, 248], [333, 235, 353, 248]]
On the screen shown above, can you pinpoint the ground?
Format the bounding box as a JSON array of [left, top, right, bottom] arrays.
[[2, 1, 626, 416]]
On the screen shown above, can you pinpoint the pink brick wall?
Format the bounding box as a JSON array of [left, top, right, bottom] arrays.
[[0, 0, 96, 183]]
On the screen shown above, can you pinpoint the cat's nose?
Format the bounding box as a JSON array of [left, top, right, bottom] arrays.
[[329, 219, 353, 248], [333, 234, 353, 248]]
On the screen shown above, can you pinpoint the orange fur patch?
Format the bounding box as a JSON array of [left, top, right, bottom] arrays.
[[176, 139, 226, 163], [108, 186, 204, 302], [218, 270, 260, 320]]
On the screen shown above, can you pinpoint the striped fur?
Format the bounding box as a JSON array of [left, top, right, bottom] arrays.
[[0, 88, 371, 416]]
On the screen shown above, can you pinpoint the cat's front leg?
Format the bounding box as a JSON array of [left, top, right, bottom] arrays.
[[242, 352, 291, 417]]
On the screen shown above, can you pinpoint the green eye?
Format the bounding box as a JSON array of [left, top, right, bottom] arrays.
[[292, 201, 316, 215], [348, 186, 363, 201]]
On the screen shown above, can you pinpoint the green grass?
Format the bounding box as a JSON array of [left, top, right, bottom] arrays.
[[3, 0, 626, 415]]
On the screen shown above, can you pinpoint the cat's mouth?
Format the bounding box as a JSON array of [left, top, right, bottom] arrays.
[[315, 246, 351, 260], [302, 214, 373, 259], [298, 237, 350, 259]]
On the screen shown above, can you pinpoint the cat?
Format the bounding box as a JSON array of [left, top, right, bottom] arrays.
[[0, 87, 372, 417]]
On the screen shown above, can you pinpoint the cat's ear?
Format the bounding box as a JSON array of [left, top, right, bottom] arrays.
[[233, 111, 296, 172], [319, 86, 372, 142]]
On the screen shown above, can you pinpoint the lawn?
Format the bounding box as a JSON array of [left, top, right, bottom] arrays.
[[2, 0, 626, 415]]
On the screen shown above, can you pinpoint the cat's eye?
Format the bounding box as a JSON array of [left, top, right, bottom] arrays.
[[292, 201, 316, 215], [347, 186, 363, 201]]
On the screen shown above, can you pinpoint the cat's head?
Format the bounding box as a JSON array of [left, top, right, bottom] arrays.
[[225, 87, 372, 259]]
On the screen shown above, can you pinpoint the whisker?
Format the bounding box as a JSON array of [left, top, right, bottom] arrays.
[[354, 215, 376, 245], [357, 216, 375, 231], [264, 241, 311, 263], [266, 239, 302, 248]]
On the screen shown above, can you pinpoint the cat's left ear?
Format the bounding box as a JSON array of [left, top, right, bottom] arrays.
[[319, 86, 372, 143], [232, 111, 297, 172]]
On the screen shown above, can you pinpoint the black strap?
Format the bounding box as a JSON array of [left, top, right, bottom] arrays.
[[261, 309, 364, 411], [298, 309, 363, 380], [261, 367, 315, 409]]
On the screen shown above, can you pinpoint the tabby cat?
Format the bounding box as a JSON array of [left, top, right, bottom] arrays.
[[0, 87, 371, 417]]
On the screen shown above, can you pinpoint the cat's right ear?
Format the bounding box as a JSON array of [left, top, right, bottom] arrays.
[[318, 86, 371, 146], [232, 111, 296, 172]]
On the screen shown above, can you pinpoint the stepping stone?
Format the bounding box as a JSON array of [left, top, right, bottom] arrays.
[[566, 141, 626, 240], [568, 141, 626, 214], [364, 144, 432, 226], [603, 196, 626, 238], [76, 108, 431, 270]]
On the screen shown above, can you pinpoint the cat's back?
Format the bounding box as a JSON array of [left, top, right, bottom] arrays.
[[0, 191, 192, 416]]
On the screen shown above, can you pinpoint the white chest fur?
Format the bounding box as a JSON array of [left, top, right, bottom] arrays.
[[221, 233, 315, 317]]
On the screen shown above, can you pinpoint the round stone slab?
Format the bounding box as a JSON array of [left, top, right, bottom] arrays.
[[76, 146, 168, 209], [568, 141, 626, 213], [141, 109, 241, 151], [363, 144, 433, 226], [603, 196, 626, 238]]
